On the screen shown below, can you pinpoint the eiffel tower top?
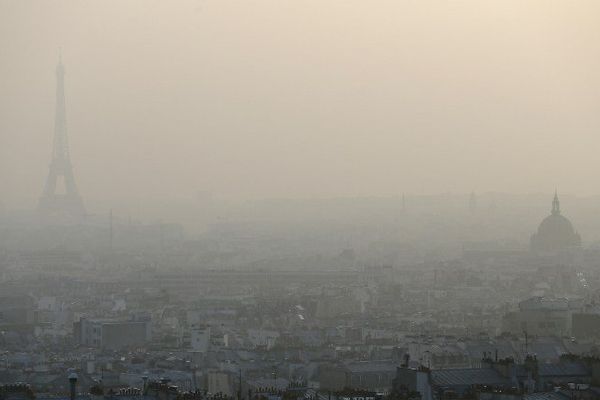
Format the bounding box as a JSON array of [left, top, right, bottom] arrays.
[[52, 52, 70, 161]]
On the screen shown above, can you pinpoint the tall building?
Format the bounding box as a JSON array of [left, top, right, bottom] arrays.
[[74, 317, 152, 350], [469, 191, 477, 213], [530, 192, 581, 253], [37, 55, 85, 219]]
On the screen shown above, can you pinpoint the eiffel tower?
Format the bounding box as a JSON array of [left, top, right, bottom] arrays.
[[38, 55, 86, 218]]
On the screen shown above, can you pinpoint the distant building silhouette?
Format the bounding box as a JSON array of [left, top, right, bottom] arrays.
[[469, 191, 477, 213], [530, 192, 581, 253], [38, 54, 85, 219]]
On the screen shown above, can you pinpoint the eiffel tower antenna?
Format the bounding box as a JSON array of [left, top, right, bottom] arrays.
[[109, 209, 114, 251], [37, 52, 86, 219]]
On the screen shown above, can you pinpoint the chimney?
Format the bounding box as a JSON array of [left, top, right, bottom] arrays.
[[68, 371, 78, 400], [142, 375, 149, 395]]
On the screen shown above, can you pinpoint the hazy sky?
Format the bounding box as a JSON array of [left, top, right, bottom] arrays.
[[1, 0, 600, 212]]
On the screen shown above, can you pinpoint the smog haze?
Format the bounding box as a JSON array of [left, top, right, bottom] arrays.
[[2, 1, 600, 218]]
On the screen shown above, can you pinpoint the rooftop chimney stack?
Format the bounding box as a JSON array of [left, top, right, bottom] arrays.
[[69, 371, 78, 400]]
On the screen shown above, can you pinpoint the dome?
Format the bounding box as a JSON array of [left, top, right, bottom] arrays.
[[530, 193, 581, 253]]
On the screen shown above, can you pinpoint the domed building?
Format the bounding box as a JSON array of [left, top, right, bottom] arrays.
[[530, 192, 581, 253]]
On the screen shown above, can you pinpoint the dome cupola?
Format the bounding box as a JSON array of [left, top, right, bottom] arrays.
[[530, 192, 581, 253]]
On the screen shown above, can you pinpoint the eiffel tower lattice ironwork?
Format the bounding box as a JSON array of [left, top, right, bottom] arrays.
[[38, 56, 85, 218]]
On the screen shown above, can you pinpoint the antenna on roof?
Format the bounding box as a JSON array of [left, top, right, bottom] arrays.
[[238, 369, 242, 400]]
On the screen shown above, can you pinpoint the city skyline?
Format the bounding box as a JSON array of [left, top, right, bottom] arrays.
[[2, 1, 600, 213], [2, 4, 600, 400]]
